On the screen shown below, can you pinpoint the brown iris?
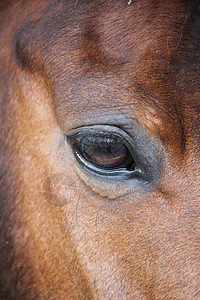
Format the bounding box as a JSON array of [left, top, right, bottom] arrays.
[[76, 134, 133, 169]]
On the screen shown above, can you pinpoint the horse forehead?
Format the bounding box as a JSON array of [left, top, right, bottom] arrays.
[[15, 0, 200, 145], [17, 0, 187, 67], [15, 1, 198, 90]]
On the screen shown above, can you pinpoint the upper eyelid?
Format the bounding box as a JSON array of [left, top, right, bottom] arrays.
[[65, 125, 134, 143]]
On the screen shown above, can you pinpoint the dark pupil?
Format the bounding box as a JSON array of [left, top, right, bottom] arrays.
[[80, 135, 129, 168]]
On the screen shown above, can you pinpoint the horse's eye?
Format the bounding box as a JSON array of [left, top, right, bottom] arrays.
[[67, 126, 159, 182], [73, 132, 135, 171]]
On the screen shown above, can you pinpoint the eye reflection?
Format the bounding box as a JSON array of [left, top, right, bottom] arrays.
[[74, 133, 135, 170]]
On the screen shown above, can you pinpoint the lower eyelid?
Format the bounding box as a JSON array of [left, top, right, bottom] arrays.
[[74, 151, 141, 178]]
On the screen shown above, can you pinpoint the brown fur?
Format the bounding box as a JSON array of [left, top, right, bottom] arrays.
[[0, 0, 200, 299]]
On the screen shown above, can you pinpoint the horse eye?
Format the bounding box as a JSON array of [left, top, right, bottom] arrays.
[[73, 133, 135, 171]]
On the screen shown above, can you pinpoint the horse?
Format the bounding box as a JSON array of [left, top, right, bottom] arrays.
[[0, 0, 200, 298]]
